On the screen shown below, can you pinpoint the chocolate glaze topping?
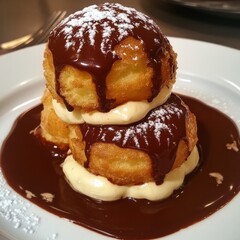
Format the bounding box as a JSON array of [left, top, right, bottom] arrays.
[[48, 3, 173, 112], [1, 95, 240, 239], [80, 94, 187, 184]]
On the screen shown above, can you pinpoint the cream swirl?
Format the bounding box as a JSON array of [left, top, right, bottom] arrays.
[[62, 146, 199, 201], [52, 84, 172, 125]]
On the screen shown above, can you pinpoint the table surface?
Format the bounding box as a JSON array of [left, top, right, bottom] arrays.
[[0, 0, 240, 52]]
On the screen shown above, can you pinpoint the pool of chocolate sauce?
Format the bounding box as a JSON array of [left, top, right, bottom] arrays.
[[1, 95, 240, 239]]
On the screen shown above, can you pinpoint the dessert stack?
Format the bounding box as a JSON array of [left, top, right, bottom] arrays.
[[37, 3, 199, 201]]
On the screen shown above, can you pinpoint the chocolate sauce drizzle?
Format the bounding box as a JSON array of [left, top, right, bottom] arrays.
[[1, 95, 240, 239], [80, 94, 187, 184], [48, 3, 173, 112]]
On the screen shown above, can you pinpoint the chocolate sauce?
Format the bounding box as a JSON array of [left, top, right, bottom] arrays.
[[80, 94, 187, 183], [48, 3, 173, 112], [1, 95, 240, 239]]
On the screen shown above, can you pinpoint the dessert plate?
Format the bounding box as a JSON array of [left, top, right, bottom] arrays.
[[0, 38, 240, 240]]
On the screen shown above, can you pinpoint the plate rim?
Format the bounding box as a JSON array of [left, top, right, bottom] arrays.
[[0, 37, 240, 240]]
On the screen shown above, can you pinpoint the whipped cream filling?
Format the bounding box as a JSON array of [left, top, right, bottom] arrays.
[[62, 146, 199, 201], [52, 85, 172, 125]]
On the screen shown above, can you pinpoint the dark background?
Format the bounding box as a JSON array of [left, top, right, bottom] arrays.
[[0, 0, 240, 49]]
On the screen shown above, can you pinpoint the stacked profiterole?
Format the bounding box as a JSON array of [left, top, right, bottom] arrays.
[[38, 3, 199, 201]]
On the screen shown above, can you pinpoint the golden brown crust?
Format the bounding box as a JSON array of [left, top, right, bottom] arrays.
[[68, 125, 87, 166], [105, 37, 153, 106], [40, 89, 69, 150], [87, 142, 152, 186], [41, 25, 196, 186], [43, 48, 59, 103], [43, 36, 177, 112], [68, 105, 198, 186], [39, 89, 197, 185]]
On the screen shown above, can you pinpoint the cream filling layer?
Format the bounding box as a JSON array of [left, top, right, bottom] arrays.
[[52, 85, 172, 125], [62, 146, 199, 201]]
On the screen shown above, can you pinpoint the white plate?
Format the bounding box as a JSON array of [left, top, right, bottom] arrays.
[[0, 38, 240, 240]]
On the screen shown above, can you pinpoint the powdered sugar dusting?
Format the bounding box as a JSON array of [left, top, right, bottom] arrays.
[[81, 95, 186, 156], [0, 172, 62, 239], [49, 2, 170, 112], [116, 102, 184, 149], [52, 3, 160, 55], [0, 170, 40, 234]]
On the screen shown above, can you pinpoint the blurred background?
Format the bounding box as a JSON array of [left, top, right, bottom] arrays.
[[0, 0, 240, 52]]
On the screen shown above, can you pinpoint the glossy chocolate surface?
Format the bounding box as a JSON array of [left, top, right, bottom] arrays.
[[1, 95, 240, 239], [48, 3, 173, 112], [80, 94, 187, 183]]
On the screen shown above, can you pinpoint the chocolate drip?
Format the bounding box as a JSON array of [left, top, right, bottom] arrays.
[[80, 94, 187, 183], [1, 95, 240, 239], [48, 3, 172, 111]]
